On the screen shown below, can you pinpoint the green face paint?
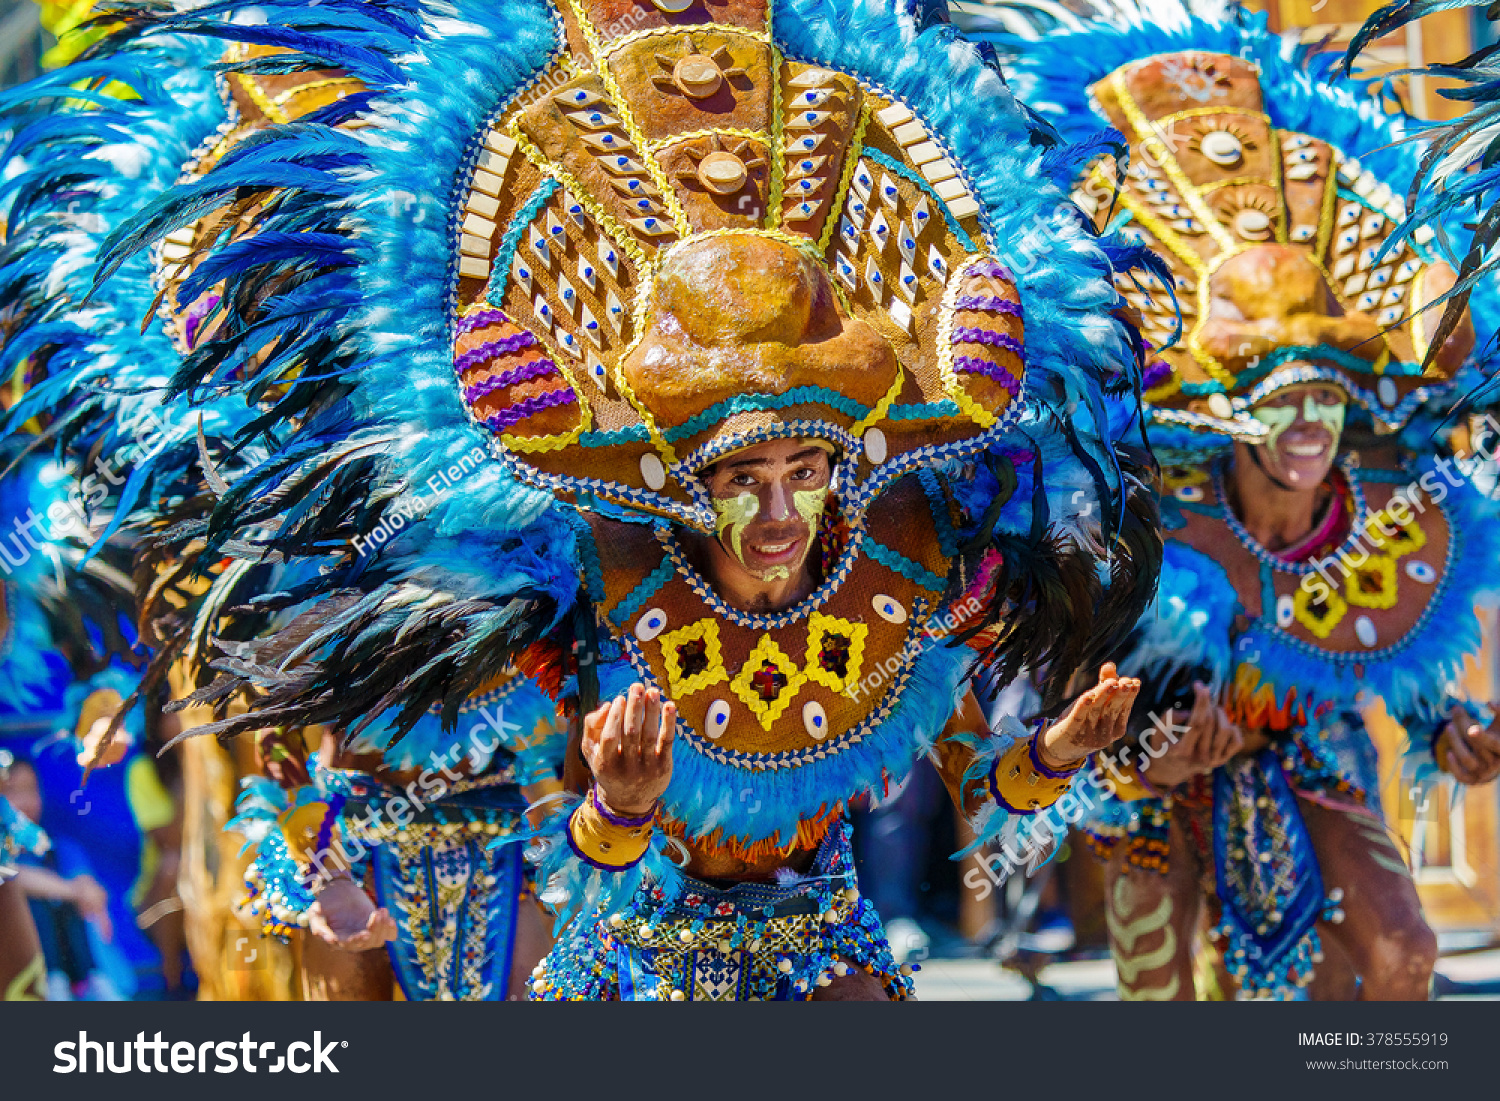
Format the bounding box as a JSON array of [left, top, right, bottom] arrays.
[[1301, 392, 1346, 442], [1250, 402, 1297, 451], [1251, 392, 1346, 454]]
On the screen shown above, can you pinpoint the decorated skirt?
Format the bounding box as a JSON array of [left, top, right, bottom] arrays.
[[1085, 732, 1356, 999], [531, 818, 913, 1001], [232, 766, 536, 1001]]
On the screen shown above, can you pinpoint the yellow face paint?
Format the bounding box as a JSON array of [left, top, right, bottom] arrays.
[[1251, 392, 1346, 453], [792, 486, 828, 529], [709, 486, 827, 581], [712, 492, 759, 566]]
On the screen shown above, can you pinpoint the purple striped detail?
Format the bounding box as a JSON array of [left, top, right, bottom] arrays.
[[1029, 727, 1084, 779], [312, 793, 345, 869], [951, 327, 1024, 356], [454, 331, 538, 375], [591, 787, 656, 827], [974, 259, 1014, 282], [953, 355, 1022, 396], [463, 358, 559, 404], [483, 387, 577, 432], [456, 308, 512, 336], [954, 295, 1022, 316], [1142, 360, 1173, 390]]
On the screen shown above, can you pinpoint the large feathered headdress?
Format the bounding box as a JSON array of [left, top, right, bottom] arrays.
[[978, 0, 1499, 450], [6, 0, 1160, 756]]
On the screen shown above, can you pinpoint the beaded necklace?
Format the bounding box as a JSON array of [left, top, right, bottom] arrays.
[[1210, 454, 1367, 577]]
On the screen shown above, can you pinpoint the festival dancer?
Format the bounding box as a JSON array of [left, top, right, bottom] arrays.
[[27, 0, 1165, 1000], [0, 437, 147, 997], [1, 19, 575, 1001], [227, 676, 567, 1001], [987, 0, 1500, 999]]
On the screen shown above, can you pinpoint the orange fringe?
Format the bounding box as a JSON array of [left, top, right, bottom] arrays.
[[660, 804, 845, 864]]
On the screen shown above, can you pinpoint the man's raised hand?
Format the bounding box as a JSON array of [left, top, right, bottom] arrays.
[[1038, 662, 1141, 769], [582, 683, 676, 816], [1440, 705, 1500, 786]]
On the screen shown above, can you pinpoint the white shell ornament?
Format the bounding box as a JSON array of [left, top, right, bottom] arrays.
[[1207, 393, 1234, 420], [640, 452, 667, 491], [1405, 560, 1436, 584], [651, 0, 695, 10], [635, 608, 668, 642], [1234, 209, 1272, 241], [872, 594, 907, 624], [1354, 615, 1378, 648], [803, 701, 829, 741], [863, 427, 888, 465], [705, 699, 732, 740], [1200, 131, 1244, 167], [1276, 594, 1294, 629], [1378, 377, 1399, 408]]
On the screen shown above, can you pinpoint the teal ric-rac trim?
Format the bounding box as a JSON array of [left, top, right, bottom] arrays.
[[865, 538, 947, 593], [486, 177, 560, 303]]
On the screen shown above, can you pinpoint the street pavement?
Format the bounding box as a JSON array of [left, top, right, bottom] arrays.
[[911, 944, 1500, 1000]]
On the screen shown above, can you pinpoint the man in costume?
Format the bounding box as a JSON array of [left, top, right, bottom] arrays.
[[1, 16, 575, 1001], [988, 0, 1500, 999], [0, 440, 154, 997], [24, 0, 1164, 1001]]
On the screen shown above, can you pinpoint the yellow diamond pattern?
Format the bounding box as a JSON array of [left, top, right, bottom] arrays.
[[658, 618, 729, 698], [730, 636, 807, 732], [803, 612, 868, 693]]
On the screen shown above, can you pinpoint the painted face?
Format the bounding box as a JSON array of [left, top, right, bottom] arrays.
[[702, 438, 833, 585], [1249, 381, 1346, 490]]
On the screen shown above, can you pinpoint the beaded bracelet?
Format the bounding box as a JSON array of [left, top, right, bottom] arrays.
[[591, 788, 658, 828]]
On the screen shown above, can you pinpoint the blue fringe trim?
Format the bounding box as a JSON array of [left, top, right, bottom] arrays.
[[505, 791, 684, 933]]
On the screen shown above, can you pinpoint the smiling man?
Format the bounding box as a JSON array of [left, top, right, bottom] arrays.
[[516, 201, 1155, 1001], [694, 438, 834, 610], [1000, 30, 1500, 1001]]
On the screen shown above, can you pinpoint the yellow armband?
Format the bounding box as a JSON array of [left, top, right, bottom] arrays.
[[567, 789, 654, 870], [989, 734, 1083, 814], [1104, 758, 1154, 803], [278, 799, 336, 868]]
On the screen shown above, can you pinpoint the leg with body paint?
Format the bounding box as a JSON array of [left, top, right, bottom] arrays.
[[1102, 811, 1202, 1000], [0, 878, 44, 1000], [1299, 796, 1435, 1000]]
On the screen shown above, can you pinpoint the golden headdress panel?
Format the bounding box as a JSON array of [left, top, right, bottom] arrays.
[[445, 0, 1025, 531], [1075, 50, 1472, 438]]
